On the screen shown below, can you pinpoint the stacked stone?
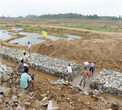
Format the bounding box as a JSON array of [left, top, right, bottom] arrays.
[[91, 69, 122, 97], [0, 62, 46, 109], [0, 62, 20, 109], [0, 46, 82, 79]]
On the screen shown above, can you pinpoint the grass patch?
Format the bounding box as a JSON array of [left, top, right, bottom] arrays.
[[0, 22, 4, 24], [25, 26, 48, 31], [50, 22, 122, 32], [15, 34, 25, 37], [90, 33, 105, 38], [67, 24, 115, 32], [14, 24, 23, 27], [4, 25, 10, 28]]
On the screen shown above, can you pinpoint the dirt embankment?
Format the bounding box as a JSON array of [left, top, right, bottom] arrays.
[[31, 35, 122, 72], [4, 35, 26, 43]]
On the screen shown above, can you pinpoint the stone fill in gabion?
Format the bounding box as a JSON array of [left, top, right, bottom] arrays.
[[91, 69, 122, 97], [0, 46, 81, 79]]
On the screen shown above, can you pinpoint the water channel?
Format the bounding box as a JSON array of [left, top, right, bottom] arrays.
[[0, 57, 58, 81], [0, 29, 12, 40], [11, 27, 24, 32], [0, 27, 82, 46]]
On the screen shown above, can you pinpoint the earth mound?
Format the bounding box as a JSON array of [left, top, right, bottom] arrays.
[[32, 36, 122, 72]]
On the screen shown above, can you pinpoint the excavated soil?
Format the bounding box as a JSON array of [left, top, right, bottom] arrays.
[[2, 34, 122, 72], [31, 35, 122, 72]]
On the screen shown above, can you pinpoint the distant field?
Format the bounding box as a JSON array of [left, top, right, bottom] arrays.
[[0, 19, 122, 33]]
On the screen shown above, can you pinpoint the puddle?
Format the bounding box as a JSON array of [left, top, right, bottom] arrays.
[[0, 28, 82, 45], [66, 34, 81, 40], [0, 57, 58, 81], [9, 33, 63, 45], [0, 29, 12, 40], [9, 32, 46, 45], [0, 27, 24, 40], [47, 34, 81, 41], [11, 27, 24, 32], [9, 32, 82, 46]]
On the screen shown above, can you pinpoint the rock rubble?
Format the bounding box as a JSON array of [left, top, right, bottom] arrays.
[[0, 62, 45, 109], [91, 69, 122, 97], [0, 63, 22, 110], [0, 46, 81, 79], [0, 63, 121, 109]]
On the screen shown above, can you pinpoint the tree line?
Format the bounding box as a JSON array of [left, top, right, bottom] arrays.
[[0, 13, 121, 20]]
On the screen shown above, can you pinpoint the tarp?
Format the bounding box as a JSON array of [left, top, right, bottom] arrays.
[[42, 31, 47, 37]]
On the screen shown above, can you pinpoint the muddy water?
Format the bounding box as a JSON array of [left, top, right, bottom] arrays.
[[0, 28, 82, 45], [0, 57, 58, 81], [9, 32, 46, 45], [9, 32, 82, 46], [0, 27, 24, 40], [66, 34, 81, 40], [11, 27, 24, 32], [0, 29, 12, 40]]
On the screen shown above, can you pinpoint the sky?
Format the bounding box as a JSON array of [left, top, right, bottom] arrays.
[[0, 0, 122, 17]]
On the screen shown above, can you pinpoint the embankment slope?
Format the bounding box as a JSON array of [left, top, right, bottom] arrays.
[[31, 36, 122, 72]]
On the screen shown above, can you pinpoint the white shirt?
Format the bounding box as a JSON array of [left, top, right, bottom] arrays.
[[67, 66, 72, 73], [28, 44, 31, 49], [84, 61, 89, 67], [90, 63, 95, 67], [23, 55, 28, 63]]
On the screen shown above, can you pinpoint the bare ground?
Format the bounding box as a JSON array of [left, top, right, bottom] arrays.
[[0, 58, 122, 110]]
